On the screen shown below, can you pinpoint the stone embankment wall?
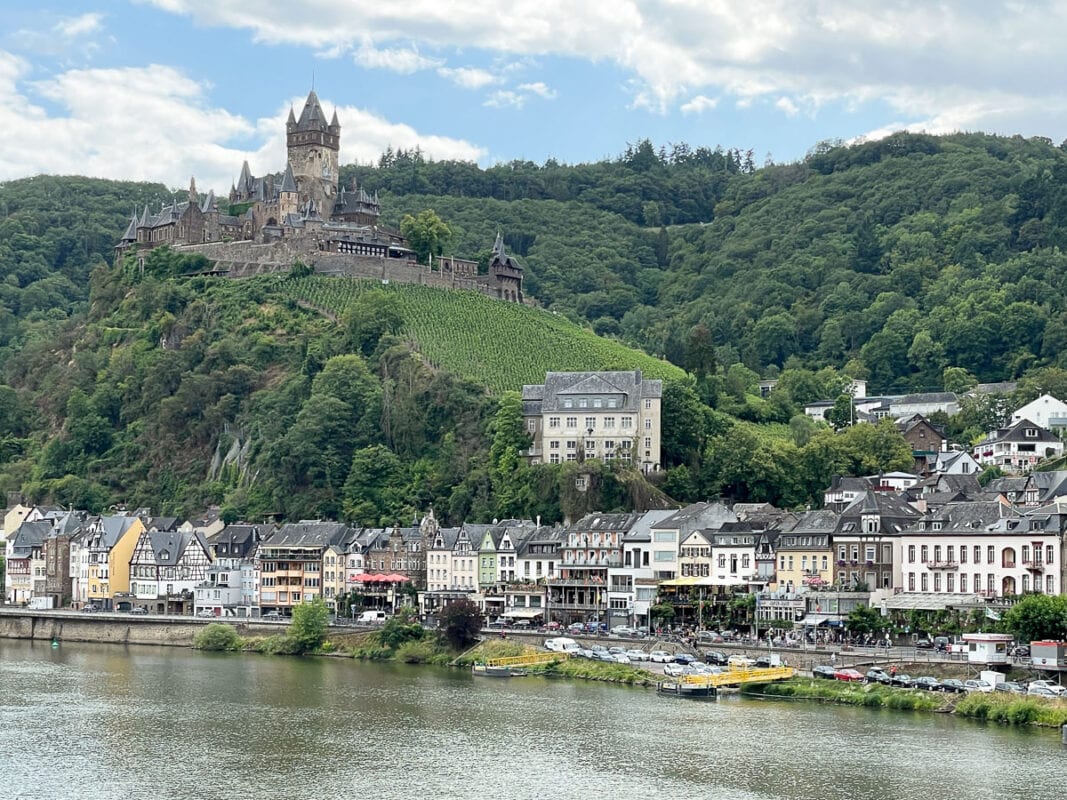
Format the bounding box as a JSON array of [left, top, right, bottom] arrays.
[[0, 610, 282, 647], [179, 240, 496, 294]]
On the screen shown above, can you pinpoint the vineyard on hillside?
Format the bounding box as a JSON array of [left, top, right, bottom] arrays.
[[283, 276, 685, 392]]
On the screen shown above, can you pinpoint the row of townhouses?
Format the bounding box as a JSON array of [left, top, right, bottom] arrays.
[[6, 464, 1067, 629]]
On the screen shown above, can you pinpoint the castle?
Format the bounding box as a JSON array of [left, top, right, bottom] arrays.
[[115, 90, 523, 303]]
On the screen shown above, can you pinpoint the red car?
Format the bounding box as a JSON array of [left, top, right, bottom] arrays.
[[834, 668, 865, 682]]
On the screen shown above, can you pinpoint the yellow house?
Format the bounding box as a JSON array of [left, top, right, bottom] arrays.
[[86, 515, 145, 608], [774, 510, 835, 592]]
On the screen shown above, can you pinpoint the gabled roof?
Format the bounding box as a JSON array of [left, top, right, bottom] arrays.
[[623, 509, 676, 541], [986, 418, 1059, 444], [894, 392, 958, 405], [294, 90, 329, 132], [912, 500, 1015, 532], [263, 521, 350, 548], [280, 163, 297, 193], [652, 501, 737, 530]]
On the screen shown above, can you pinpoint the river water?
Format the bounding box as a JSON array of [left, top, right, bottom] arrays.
[[1, 639, 1065, 800]]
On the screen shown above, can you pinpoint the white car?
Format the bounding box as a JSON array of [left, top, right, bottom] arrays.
[[625, 649, 649, 662], [1027, 682, 1066, 696], [963, 679, 993, 693], [649, 650, 672, 663], [663, 663, 687, 677], [612, 653, 632, 664]]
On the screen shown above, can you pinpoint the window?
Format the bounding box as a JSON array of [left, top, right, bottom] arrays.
[[1022, 574, 1030, 593], [908, 545, 916, 563], [528, 419, 537, 431], [787, 556, 794, 570], [1022, 545, 1030, 563], [987, 545, 994, 564], [549, 453, 560, 464], [1047, 545, 1055, 565], [933, 573, 941, 592], [654, 551, 674, 562], [960, 573, 967, 593], [566, 440, 576, 450], [960, 547, 967, 564], [565, 416, 577, 428], [921, 573, 928, 591], [644, 399, 652, 409], [802, 556, 808, 570], [718, 554, 726, 568], [908, 573, 915, 591], [947, 573, 955, 592], [987, 574, 995, 594], [644, 418, 652, 430], [865, 546, 876, 561], [549, 417, 560, 428], [653, 531, 676, 542], [1048, 575, 1055, 594], [585, 439, 596, 451], [947, 545, 954, 563], [604, 416, 616, 429], [973, 545, 980, 564], [644, 437, 651, 448], [575, 477, 586, 490], [622, 416, 633, 428], [821, 555, 828, 571], [584, 416, 596, 431], [920, 545, 928, 563]]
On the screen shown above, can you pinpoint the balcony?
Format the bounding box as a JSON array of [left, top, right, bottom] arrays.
[[1022, 560, 1045, 573], [924, 561, 959, 570]]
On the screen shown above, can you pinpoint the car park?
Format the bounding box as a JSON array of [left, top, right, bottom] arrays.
[[625, 649, 649, 662], [649, 650, 672, 663], [812, 665, 837, 679], [910, 676, 941, 691], [963, 679, 993, 693], [834, 668, 865, 682], [939, 678, 965, 693]]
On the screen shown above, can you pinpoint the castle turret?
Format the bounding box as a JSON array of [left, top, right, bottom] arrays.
[[287, 90, 339, 213]]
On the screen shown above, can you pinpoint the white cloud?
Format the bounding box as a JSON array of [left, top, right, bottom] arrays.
[[437, 66, 499, 89], [55, 12, 104, 38], [680, 95, 717, 115], [775, 96, 799, 117], [355, 43, 442, 74], [485, 90, 524, 109], [518, 81, 555, 99], [0, 59, 484, 187], [143, 0, 1067, 140]]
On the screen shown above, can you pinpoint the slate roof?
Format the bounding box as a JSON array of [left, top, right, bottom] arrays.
[[9, 520, 51, 557], [651, 501, 737, 530], [894, 392, 958, 405], [623, 509, 676, 541], [263, 521, 350, 548], [293, 90, 331, 132], [524, 370, 662, 414], [909, 500, 1015, 533]]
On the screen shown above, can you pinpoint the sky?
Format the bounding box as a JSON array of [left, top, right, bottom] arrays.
[[4, 1, 1067, 193]]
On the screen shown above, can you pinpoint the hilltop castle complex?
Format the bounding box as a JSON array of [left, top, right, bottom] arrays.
[[115, 91, 523, 302]]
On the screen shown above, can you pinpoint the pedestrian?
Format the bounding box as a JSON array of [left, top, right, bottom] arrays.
[[830, 652, 836, 666]]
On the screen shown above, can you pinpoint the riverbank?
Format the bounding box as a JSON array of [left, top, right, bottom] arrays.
[[743, 677, 1067, 729]]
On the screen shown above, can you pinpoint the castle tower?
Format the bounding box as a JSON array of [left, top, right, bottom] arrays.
[[286, 90, 339, 215], [278, 163, 298, 222]]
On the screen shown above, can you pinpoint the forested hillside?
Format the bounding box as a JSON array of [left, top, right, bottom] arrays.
[[5, 131, 1067, 522]]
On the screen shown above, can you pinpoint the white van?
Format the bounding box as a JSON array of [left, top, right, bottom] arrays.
[[545, 637, 581, 654], [358, 610, 388, 624]]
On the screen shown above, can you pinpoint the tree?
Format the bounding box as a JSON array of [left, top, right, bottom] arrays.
[[289, 597, 331, 653], [378, 609, 426, 649], [439, 598, 483, 649], [400, 209, 452, 264], [1002, 594, 1067, 643], [846, 605, 883, 635]]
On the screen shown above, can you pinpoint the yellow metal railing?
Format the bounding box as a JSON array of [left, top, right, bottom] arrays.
[[668, 665, 796, 689], [485, 652, 570, 667]]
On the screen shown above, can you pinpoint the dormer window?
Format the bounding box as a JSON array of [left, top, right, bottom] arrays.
[[1025, 428, 1038, 437]]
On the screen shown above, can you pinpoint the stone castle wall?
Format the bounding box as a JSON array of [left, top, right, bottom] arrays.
[[178, 239, 507, 296]]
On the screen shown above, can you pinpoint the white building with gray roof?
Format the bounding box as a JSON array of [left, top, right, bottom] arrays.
[[521, 369, 662, 472]]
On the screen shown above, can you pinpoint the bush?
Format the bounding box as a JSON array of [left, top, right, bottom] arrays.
[[289, 598, 330, 653], [193, 623, 242, 651], [395, 640, 435, 663]]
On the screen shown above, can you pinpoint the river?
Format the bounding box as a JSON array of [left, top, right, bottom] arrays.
[[1, 639, 1064, 800]]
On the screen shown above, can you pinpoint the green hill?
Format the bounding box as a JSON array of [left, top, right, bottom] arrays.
[[284, 277, 683, 393]]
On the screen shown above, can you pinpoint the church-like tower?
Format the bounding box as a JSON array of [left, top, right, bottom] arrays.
[[286, 90, 340, 214]]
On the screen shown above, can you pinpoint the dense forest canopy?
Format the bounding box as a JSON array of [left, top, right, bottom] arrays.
[[3, 131, 1067, 520]]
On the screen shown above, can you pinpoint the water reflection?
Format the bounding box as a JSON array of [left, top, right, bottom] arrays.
[[0, 640, 1064, 800]]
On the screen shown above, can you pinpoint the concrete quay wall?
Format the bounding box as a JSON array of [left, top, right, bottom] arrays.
[[0, 610, 284, 647]]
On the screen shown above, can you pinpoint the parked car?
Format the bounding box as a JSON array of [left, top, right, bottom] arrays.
[[1027, 685, 1066, 697], [595, 651, 616, 662], [625, 649, 649, 662], [649, 650, 672, 663], [834, 668, 865, 682], [673, 653, 696, 665], [697, 631, 724, 644], [994, 681, 1027, 695], [567, 623, 585, 634], [890, 673, 913, 688], [590, 644, 608, 653], [812, 665, 837, 680], [688, 661, 711, 673], [612, 653, 631, 664], [129, 606, 148, 615], [1010, 644, 1031, 658], [608, 646, 626, 655], [727, 655, 756, 669], [80, 604, 99, 613], [914, 638, 934, 649], [262, 611, 282, 620], [910, 676, 941, 691], [196, 609, 216, 618], [704, 650, 729, 666], [663, 663, 687, 677], [611, 625, 635, 637], [933, 636, 950, 652], [939, 679, 966, 693], [865, 668, 889, 684], [963, 679, 993, 693], [577, 648, 595, 659]]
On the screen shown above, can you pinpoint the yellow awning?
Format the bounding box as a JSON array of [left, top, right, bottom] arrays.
[[660, 576, 702, 586]]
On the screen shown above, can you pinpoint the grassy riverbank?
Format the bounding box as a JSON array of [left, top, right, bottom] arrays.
[[744, 678, 1067, 728]]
